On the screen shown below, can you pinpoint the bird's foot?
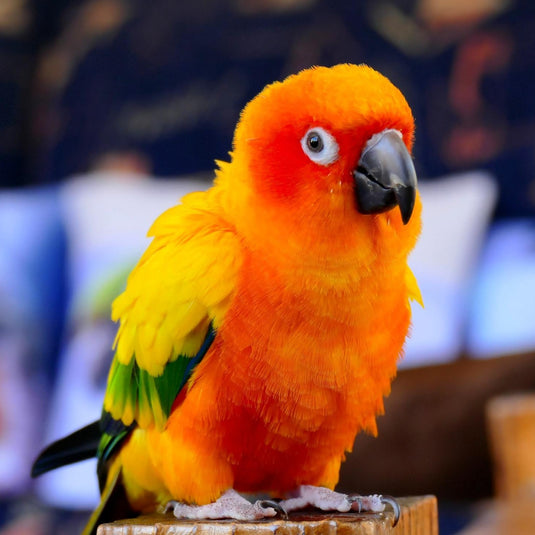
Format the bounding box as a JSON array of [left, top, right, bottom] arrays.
[[350, 493, 401, 526], [164, 489, 287, 521], [280, 486, 400, 526]]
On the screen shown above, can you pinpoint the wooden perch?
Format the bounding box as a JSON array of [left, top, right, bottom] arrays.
[[97, 495, 437, 535]]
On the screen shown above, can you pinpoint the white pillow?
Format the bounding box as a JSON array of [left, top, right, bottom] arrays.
[[403, 171, 498, 368]]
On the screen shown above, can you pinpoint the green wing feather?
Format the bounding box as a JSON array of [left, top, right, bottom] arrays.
[[103, 323, 217, 431], [97, 323, 217, 488]]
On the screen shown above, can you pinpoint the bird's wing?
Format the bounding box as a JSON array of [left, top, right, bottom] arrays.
[[102, 190, 241, 433]]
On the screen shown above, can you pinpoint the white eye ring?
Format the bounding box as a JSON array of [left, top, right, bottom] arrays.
[[300, 127, 339, 166]]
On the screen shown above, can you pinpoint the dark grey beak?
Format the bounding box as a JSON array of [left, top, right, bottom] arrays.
[[352, 129, 417, 224]]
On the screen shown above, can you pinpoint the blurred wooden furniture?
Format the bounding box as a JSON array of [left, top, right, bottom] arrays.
[[458, 393, 535, 534], [486, 393, 535, 499], [458, 496, 535, 535], [97, 495, 438, 535]]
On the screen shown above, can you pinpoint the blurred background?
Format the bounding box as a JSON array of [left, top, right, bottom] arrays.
[[0, 0, 534, 533]]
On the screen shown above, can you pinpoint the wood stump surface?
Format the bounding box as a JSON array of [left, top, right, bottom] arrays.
[[97, 495, 437, 535]]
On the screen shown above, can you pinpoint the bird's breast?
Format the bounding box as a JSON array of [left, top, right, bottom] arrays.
[[174, 251, 410, 492]]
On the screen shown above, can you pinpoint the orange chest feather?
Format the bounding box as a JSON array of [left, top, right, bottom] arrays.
[[166, 250, 411, 491]]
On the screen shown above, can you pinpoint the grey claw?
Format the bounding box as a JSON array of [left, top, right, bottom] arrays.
[[381, 495, 401, 527], [347, 494, 363, 513], [259, 500, 289, 520], [163, 500, 178, 514]]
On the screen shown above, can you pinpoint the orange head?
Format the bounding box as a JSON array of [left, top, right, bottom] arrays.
[[219, 64, 421, 266]]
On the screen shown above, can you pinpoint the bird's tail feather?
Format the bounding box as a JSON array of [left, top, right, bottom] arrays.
[[31, 420, 101, 477], [82, 460, 134, 535]]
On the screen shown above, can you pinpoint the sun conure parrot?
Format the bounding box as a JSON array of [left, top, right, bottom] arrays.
[[32, 63, 422, 534]]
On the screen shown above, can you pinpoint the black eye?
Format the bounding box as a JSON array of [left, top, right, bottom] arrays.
[[306, 131, 324, 152]]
